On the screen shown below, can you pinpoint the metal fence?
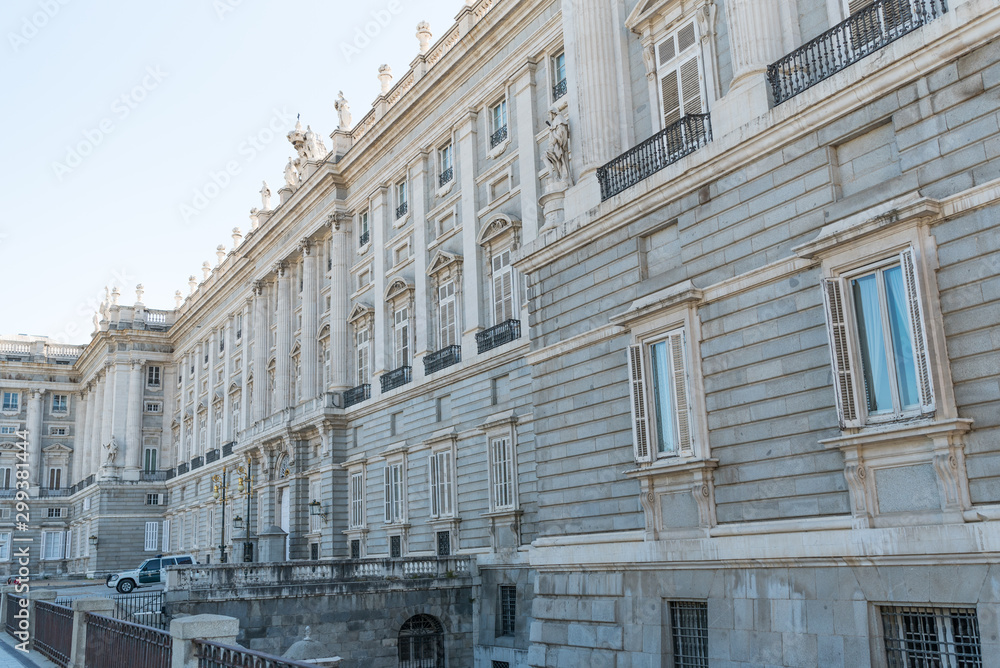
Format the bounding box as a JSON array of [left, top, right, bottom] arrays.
[[33, 600, 73, 667], [85, 612, 172, 668], [56, 590, 168, 631], [195, 640, 319, 668], [4, 593, 22, 637]]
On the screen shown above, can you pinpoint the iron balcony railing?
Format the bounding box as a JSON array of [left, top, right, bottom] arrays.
[[476, 319, 521, 354], [424, 345, 461, 375], [0, 490, 16, 498], [195, 640, 318, 668], [191, 456, 204, 470], [34, 600, 72, 667], [177, 462, 189, 475], [597, 113, 712, 201], [553, 78, 567, 100], [381, 366, 412, 393], [439, 166, 453, 187], [359, 230, 370, 247], [490, 124, 508, 148], [206, 449, 220, 464], [768, 0, 948, 105], [141, 470, 171, 482], [165, 468, 176, 480], [39, 488, 70, 497], [85, 613, 171, 668], [222, 441, 234, 457], [344, 384, 371, 408], [396, 201, 409, 219]]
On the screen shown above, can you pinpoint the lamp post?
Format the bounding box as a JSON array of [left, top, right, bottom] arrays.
[[233, 457, 254, 562], [211, 467, 230, 564]]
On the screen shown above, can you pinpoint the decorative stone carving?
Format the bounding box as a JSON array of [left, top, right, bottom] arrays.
[[697, 0, 718, 41], [284, 157, 299, 189], [304, 126, 326, 161], [378, 64, 393, 95], [335, 91, 352, 129], [174, 290, 183, 308], [416, 21, 432, 54], [104, 437, 118, 466], [642, 44, 656, 81], [188, 275, 197, 294], [111, 287, 120, 306], [543, 106, 572, 188], [232, 227, 243, 247], [260, 180, 272, 210], [202, 261, 211, 280], [135, 284, 144, 304], [216, 245, 226, 265]]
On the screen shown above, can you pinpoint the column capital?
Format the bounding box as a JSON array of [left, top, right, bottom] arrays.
[[273, 261, 289, 277], [30, 388, 45, 400], [299, 238, 313, 255], [130, 357, 146, 369], [327, 211, 351, 231]]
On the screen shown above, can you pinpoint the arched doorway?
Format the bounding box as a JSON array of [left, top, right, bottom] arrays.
[[398, 614, 444, 668]]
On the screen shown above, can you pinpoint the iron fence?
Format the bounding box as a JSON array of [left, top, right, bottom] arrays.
[[196, 640, 318, 668], [85, 612, 171, 668], [476, 319, 521, 354], [5, 593, 22, 637], [55, 591, 168, 630], [597, 113, 711, 201], [206, 449, 220, 464], [396, 201, 409, 219], [424, 345, 461, 375], [767, 0, 948, 104], [191, 456, 204, 470], [140, 470, 171, 481], [34, 600, 73, 667], [380, 366, 412, 393], [344, 384, 371, 408]]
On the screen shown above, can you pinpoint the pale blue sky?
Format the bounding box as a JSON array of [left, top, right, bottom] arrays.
[[0, 0, 460, 343]]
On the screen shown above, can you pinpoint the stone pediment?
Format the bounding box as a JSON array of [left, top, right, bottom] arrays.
[[347, 303, 373, 324], [43, 443, 73, 453], [383, 278, 413, 303], [427, 250, 462, 276], [477, 214, 521, 248], [318, 323, 330, 338]]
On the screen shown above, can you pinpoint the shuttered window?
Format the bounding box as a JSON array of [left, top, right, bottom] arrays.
[[384, 463, 404, 523], [161, 520, 170, 552], [144, 521, 159, 551], [430, 450, 454, 518], [492, 249, 515, 325], [628, 328, 694, 463], [394, 307, 410, 368], [489, 436, 515, 511], [822, 248, 934, 427], [439, 281, 457, 348], [350, 471, 365, 528], [655, 21, 704, 128], [846, 0, 913, 49], [356, 327, 370, 385]]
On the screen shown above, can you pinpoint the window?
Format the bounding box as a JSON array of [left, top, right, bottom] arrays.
[[668, 601, 709, 668], [439, 143, 454, 186], [490, 99, 508, 148], [51, 394, 68, 413], [235, 315, 243, 341], [144, 521, 159, 551], [398, 615, 443, 667], [147, 493, 160, 505], [628, 328, 692, 461], [389, 534, 402, 558], [83, 497, 90, 511], [491, 249, 515, 325], [438, 281, 457, 349], [881, 606, 982, 667], [49, 426, 68, 436], [356, 328, 370, 385], [396, 181, 408, 219], [2, 392, 19, 412], [350, 539, 361, 559], [0, 533, 10, 561], [146, 366, 161, 388], [429, 450, 454, 518], [822, 249, 933, 427], [41, 531, 63, 561], [655, 21, 705, 128], [489, 436, 515, 511], [384, 462, 404, 524], [46, 508, 62, 518], [552, 51, 567, 99], [394, 241, 411, 266], [145, 401, 162, 413], [47, 468, 61, 490], [498, 585, 517, 636], [350, 471, 365, 528], [358, 268, 372, 290], [0, 425, 18, 435], [394, 306, 410, 368], [436, 531, 451, 557], [0, 467, 10, 489], [359, 210, 370, 246]]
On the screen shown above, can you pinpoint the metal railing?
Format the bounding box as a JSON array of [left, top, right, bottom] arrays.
[[0, 490, 16, 498], [34, 600, 73, 667], [490, 124, 508, 148], [553, 78, 567, 100], [768, 0, 948, 105], [597, 113, 712, 201], [85, 612, 171, 668], [380, 366, 412, 393], [141, 470, 171, 482], [222, 442, 234, 457], [206, 449, 220, 464], [39, 488, 70, 497], [438, 166, 453, 187], [196, 640, 318, 668], [5, 594, 22, 637], [396, 201, 409, 219], [424, 345, 461, 375], [191, 456, 204, 470], [476, 319, 521, 354], [54, 591, 167, 631], [359, 230, 370, 247], [344, 384, 370, 408], [177, 462, 189, 475]]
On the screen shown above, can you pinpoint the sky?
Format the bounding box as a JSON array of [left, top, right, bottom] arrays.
[[0, 0, 461, 344]]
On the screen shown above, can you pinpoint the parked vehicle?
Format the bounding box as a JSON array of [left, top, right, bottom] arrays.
[[106, 554, 195, 594]]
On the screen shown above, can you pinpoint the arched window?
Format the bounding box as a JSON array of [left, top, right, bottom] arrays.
[[398, 614, 443, 668]]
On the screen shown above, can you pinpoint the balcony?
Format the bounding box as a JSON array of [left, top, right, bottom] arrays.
[[424, 345, 461, 375], [597, 113, 712, 201], [344, 384, 371, 408], [39, 488, 70, 498], [205, 449, 220, 464], [395, 201, 408, 219], [359, 230, 370, 247], [222, 441, 234, 457], [438, 166, 453, 187], [190, 456, 204, 470], [490, 124, 508, 149], [553, 78, 567, 100], [768, 0, 948, 105], [177, 462, 189, 475], [476, 319, 521, 354], [141, 470, 171, 482], [380, 366, 412, 393]]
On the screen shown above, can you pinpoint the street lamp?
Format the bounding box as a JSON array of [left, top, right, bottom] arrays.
[[235, 457, 254, 562], [211, 466, 230, 564], [308, 500, 327, 520], [88, 534, 98, 548]]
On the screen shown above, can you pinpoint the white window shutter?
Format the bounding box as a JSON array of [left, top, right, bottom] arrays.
[[660, 69, 681, 126], [900, 248, 934, 414], [65, 530, 71, 559], [162, 520, 171, 552], [627, 345, 653, 463], [384, 466, 392, 523], [822, 279, 861, 428], [669, 331, 693, 455], [40, 531, 46, 561], [429, 455, 439, 517], [145, 521, 159, 551], [679, 56, 703, 116]]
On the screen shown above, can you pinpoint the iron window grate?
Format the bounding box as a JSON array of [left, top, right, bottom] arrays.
[[882, 606, 982, 667], [492, 662, 510, 668], [669, 600, 709, 668], [436, 531, 451, 557], [499, 585, 516, 637], [389, 535, 402, 558]]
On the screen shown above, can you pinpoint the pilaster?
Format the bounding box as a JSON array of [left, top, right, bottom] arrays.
[[26, 389, 44, 489], [301, 239, 319, 401], [329, 214, 351, 392], [458, 111, 483, 354], [275, 262, 292, 411], [124, 359, 144, 479]]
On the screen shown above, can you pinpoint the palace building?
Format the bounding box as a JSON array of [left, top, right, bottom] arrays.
[[3, 0, 1000, 665]]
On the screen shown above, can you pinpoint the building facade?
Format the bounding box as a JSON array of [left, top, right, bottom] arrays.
[[3, 0, 1000, 665]]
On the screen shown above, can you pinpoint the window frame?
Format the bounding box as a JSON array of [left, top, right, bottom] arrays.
[[146, 366, 162, 388], [383, 460, 406, 525], [2, 391, 19, 413], [51, 394, 68, 414], [429, 448, 455, 519], [488, 434, 517, 512], [490, 99, 508, 135], [349, 468, 366, 529]]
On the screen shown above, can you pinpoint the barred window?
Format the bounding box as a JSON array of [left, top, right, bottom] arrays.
[[668, 601, 708, 668], [498, 585, 516, 637], [350, 539, 361, 559], [398, 615, 443, 668], [881, 606, 982, 667]]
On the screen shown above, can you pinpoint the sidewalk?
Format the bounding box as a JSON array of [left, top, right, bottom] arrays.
[[0, 629, 58, 668]]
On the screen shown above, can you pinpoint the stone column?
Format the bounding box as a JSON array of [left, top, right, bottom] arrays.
[[222, 320, 232, 443], [192, 343, 202, 456], [370, 189, 388, 395], [124, 360, 143, 480], [112, 361, 130, 455], [329, 215, 351, 392], [207, 330, 218, 452], [26, 390, 44, 489], [275, 263, 292, 411], [100, 364, 116, 474], [179, 353, 188, 463], [513, 61, 541, 242], [300, 240, 318, 401], [89, 372, 105, 476], [252, 281, 268, 422], [411, 151, 430, 381], [712, 0, 784, 136], [458, 111, 483, 355], [73, 390, 88, 483], [240, 299, 251, 434]]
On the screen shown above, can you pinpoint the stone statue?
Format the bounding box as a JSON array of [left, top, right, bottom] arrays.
[[105, 437, 119, 466], [135, 284, 144, 303], [335, 91, 352, 129], [304, 126, 326, 161], [93, 312, 100, 331], [260, 181, 272, 210], [544, 107, 571, 186], [284, 157, 299, 188]]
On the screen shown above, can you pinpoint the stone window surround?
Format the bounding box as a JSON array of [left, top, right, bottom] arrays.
[[485, 87, 511, 159], [479, 410, 522, 551], [427, 251, 464, 353], [1, 391, 20, 414], [610, 281, 718, 540], [477, 215, 523, 328], [794, 194, 972, 528]]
